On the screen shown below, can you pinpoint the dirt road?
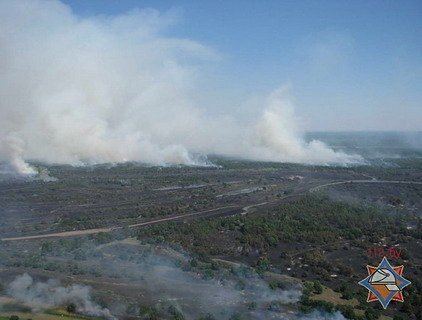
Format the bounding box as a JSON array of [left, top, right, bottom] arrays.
[[2, 179, 421, 242], [309, 179, 422, 193], [1, 205, 240, 241]]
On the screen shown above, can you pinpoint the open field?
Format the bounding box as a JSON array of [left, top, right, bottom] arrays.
[[0, 155, 421, 319]]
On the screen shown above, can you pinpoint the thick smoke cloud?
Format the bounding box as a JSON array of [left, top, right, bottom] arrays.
[[0, 0, 363, 175], [250, 88, 361, 164], [7, 273, 116, 319]]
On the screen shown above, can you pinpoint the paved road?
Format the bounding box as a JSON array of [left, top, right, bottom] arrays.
[[2, 179, 421, 242]]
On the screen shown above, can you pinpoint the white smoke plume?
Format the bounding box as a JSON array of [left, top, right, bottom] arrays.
[[0, 0, 363, 175], [248, 88, 362, 165], [7, 273, 116, 319], [1, 135, 37, 175]]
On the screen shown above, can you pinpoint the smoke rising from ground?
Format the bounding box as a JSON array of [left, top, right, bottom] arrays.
[[3, 244, 348, 319], [94, 243, 303, 318], [0, 0, 363, 175], [7, 273, 115, 319], [300, 310, 346, 320], [249, 89, 362, 164]]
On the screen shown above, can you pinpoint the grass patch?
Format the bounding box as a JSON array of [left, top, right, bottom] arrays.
[[311, 285, 359, 307], [0, 310, 99, 320]]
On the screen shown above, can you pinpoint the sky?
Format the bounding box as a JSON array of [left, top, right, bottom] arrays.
[[61, 0, 422, 132], [1, 0, 420, 173]]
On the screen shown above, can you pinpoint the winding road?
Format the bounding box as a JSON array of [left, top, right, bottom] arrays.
[[309, 179, 422, 193]]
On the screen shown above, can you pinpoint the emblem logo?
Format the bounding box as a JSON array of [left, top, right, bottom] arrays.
[[358, 256, 411, 309]]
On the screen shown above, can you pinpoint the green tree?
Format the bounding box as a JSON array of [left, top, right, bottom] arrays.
[[313, 281, 323, 294], [229, 313, 241, 320], [66, 303, 76, 313], [364, 307, 380, 320]]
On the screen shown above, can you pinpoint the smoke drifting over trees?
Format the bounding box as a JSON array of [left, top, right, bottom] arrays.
[[7, 273, 116, 319], [0, 0, 363, 175]]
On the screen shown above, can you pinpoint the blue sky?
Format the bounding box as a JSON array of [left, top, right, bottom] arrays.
[[62, 0, 422, 131]]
